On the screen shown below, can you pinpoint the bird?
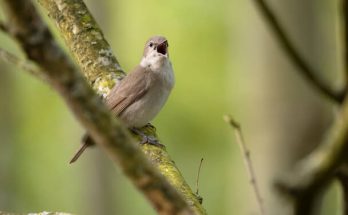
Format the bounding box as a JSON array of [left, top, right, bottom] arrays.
[[69, 36, 175, 164]]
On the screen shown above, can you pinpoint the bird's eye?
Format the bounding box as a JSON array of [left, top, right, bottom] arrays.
[[149, 42, 153, 47]]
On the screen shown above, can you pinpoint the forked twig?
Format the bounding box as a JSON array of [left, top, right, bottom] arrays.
[[224, 115, 265, 215]]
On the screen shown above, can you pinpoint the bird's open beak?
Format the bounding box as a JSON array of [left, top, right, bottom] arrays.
[[156, 41, 167, 55]]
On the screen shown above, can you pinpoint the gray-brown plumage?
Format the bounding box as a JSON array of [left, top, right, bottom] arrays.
[[70, 36, 174, 164]]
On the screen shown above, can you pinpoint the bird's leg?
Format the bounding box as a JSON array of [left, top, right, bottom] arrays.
[[130, 127, 163, 146]]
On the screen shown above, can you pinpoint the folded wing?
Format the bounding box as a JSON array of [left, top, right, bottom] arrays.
[[106, 65, 149, 116]]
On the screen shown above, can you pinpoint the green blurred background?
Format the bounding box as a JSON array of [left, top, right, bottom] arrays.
[[0, 0, 343, 214]]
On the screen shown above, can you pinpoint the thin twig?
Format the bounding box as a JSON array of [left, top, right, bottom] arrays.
[[195, 158, 204, 195], [195, 158, 204, 204], [224, 115, 265, 215], [0, 48, 47, 81], [253, 0, 345, 103]]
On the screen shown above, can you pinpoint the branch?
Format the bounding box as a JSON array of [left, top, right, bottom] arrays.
[[275, 96, 348, 213], [224, 115, 265, 215], [0, 0, 206, 214], [253, 0, 345, 103], [0, 48, 47, 81], [38, 0, 124, 96]]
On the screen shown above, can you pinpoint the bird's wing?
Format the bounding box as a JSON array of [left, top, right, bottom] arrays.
[[106, 65, 149, 116]]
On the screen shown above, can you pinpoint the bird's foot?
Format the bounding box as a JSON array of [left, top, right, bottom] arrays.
[[139, 135, 162, 146], [130, 127, 164, 147]]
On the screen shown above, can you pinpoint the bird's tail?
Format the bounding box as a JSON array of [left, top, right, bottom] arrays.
[[69, 134, 94, 164]]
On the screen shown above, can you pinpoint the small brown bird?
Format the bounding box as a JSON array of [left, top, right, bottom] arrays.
[[69, 36, 175, 164]]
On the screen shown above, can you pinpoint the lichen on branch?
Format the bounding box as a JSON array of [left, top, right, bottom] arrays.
[[39, 0, 124, 97]]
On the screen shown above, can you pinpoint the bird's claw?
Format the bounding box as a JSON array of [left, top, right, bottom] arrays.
[[130, 127, 164, 147], [140, 135, 163, 147]]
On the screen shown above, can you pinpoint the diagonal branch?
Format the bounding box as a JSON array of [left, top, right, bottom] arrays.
[[0, 0, 206, 214], [39, 0, 124, 96], [253, 0, 345, 103]]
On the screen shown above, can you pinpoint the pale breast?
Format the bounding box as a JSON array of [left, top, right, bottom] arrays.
[[120, 61, 174, 127]]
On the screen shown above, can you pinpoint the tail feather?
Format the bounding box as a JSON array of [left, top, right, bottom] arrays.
[[69, 134, 94, 164]]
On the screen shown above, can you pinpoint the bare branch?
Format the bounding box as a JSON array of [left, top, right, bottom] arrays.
[[0, 48, 47, 81], [253, 0, 345, 103], [224, 115, 265, 215]]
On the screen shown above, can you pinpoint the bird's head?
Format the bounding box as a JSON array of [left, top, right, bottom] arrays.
[[141, 36, 170, 70]]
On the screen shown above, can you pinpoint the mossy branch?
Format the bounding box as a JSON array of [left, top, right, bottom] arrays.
[[39, 0, 124, 97], [0, 0, 206, 214]]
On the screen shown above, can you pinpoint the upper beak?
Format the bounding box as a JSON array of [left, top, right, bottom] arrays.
[[156, 41, 167, 55]]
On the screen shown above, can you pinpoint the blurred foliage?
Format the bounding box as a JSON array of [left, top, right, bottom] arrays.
[[0, 0, 343, 214]]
